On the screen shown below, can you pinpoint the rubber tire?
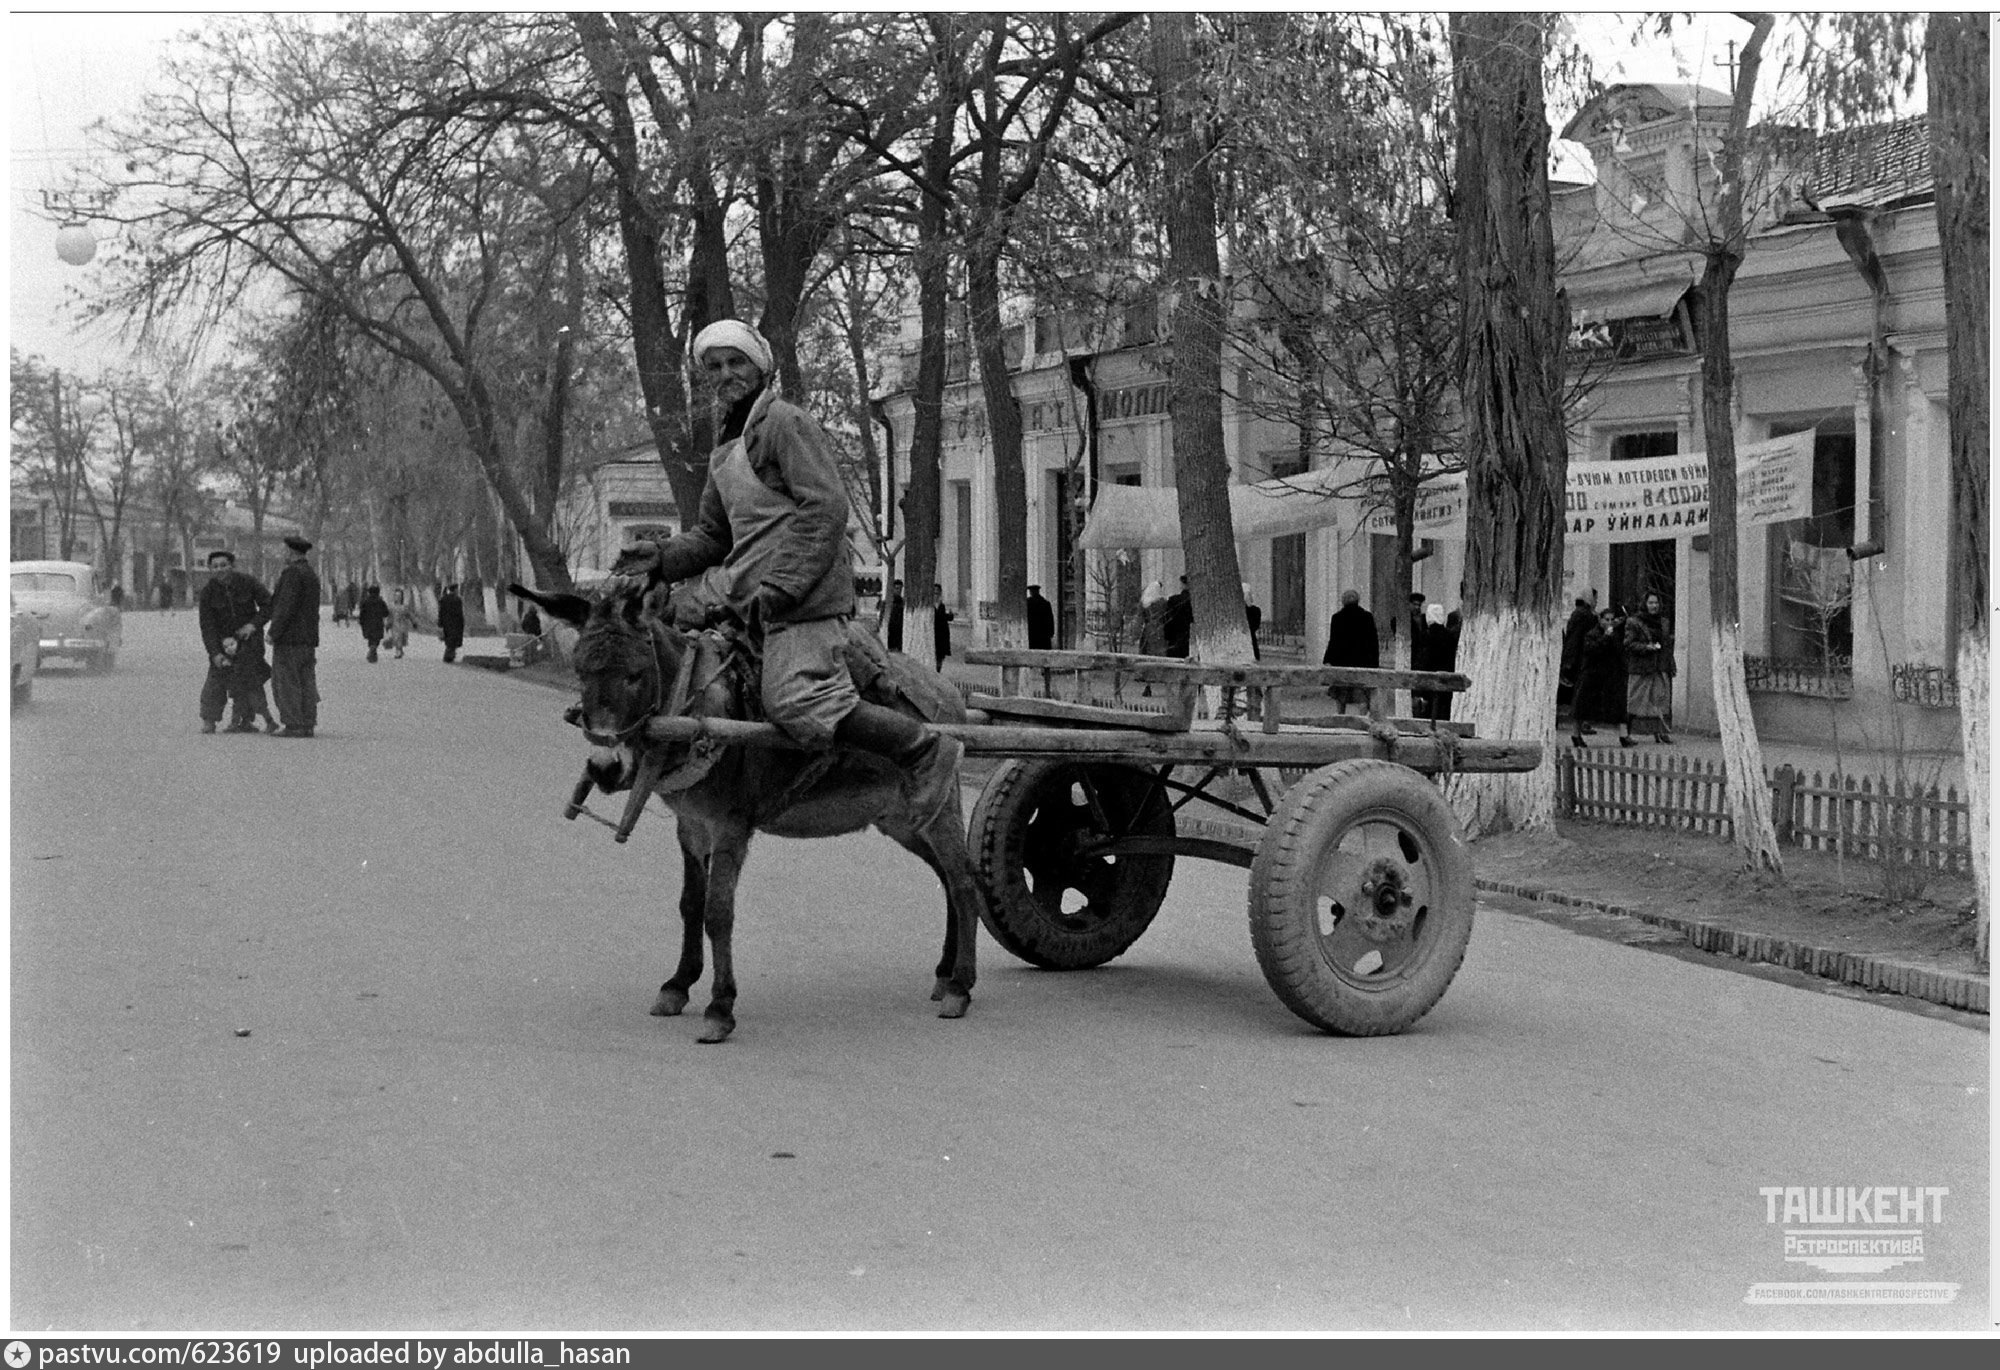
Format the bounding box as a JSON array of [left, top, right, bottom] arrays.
[[969, 758, 1176, 969], [1248, 759, 1474, 1036]]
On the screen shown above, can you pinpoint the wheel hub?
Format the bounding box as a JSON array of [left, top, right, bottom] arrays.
[[1353, 858, 1416, 942]]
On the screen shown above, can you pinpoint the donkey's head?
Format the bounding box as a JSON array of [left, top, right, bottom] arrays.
[[513, 582, 689, 793]]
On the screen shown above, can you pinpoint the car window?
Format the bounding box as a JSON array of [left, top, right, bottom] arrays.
[[12, 572, 79, 594]]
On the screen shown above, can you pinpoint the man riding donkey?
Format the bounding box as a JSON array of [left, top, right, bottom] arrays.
[[607, 319, 962, 823]]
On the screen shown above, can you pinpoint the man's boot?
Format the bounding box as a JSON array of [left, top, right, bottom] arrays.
[[834, 701, 963, 827]]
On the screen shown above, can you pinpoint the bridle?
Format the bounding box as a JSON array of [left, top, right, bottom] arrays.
[[573, 613, 733, 771], [577, 618, 684, 749]]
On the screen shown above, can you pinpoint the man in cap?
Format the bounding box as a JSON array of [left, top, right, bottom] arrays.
[[610, 318, 961, 823], [1025, 584, 1055, 651], [268, 534, 323, 737], [195, 548, 278, 734]]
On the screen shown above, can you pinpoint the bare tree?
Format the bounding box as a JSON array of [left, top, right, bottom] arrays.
[[95, 14, 600, 591], [1151, 13, 1253, 666], [1446, 13, 1571, 835], [1688, 15, 1787, 871]]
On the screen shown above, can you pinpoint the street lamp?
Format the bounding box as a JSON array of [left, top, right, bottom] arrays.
[[54, 219, 97, 266]]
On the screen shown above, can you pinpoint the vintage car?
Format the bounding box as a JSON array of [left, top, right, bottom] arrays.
[[12, 593, 40, 705], [10, 560, 122, 672]]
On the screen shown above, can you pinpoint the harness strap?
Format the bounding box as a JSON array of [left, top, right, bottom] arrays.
[[661, 622, 700, 718]]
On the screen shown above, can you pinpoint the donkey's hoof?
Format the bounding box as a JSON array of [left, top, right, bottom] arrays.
[[651, 987, 689, 1017], [697, 1014, 735, 1044], [935, 989, 971, 1020]]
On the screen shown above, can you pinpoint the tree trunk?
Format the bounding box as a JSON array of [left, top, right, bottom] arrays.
[[968, 236, 1028, 650], [1694, 15, 1784, 872], [1929, 11, 1989, 963], [902, 100, 956, 673], [1152, 12, 1252, 669], [1446, 13, 1569, 835]]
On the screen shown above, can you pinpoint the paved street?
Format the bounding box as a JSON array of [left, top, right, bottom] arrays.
[[9, 612, 1989, 1333]]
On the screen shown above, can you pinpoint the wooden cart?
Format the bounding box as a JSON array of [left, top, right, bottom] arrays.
[[631, 648, 1541, 1036], [948, 649, 1541, 1035]]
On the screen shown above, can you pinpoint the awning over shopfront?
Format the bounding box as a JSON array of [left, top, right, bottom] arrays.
[[1076, 465, 1353, 550], [1566, 263, 1698, 324]]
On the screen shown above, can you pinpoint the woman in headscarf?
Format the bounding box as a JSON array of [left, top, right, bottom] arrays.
[[1413, 601, 1460, 721], [1621, 591, 1675, 745], [610, 319, 961, 822]]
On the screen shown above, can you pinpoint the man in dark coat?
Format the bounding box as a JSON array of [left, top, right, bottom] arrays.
[[268, 534, 323, 737], [1321, 589, 1380, 714], [883, 578, 906, 652], [1559, 594, 1596, 718], [196, 549, 276, 734], [438, 584, 466, 663], [358, 585, 389, 662], [933, 586, 955, 672], [1025, 584, 1055, 651], [1161, 576, 1193, 658]]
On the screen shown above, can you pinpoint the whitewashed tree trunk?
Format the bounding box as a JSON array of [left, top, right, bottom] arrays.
[[1709, 620, 1783, 871], [1448, 603, 1561, 835], [1958, 632, 1989, 964]]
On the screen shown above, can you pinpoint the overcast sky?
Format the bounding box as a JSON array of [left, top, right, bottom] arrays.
[[5, 10, 1779, 381]]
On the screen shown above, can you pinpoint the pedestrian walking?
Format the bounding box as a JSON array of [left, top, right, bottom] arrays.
[[109, 582, 124, 610], [268, 534, 322, 737], [1621, 591, 1675, 746], [606, 317, 962, 823], [1026, 584, 1055, 651], [520, 603, 543, 639], [1243, 584, 1262, 661], [933, 586, 954, 673], [1571, 605, 1626, 746], [388, 588, 416, 659], [358, 585, 389, 662], [438, 584, 466, 663], [1321, 589, 1380, 714], [195, 549, 279, 735]]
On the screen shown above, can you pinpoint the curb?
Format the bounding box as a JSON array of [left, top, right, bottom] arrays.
[[1476, 878, 1989, 1015]]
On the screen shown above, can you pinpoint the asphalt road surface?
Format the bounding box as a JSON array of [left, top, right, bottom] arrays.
[[8, 612, 1989, 1333]]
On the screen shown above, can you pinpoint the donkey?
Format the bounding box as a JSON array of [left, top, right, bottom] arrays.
[[513, 584, 983, 1044]]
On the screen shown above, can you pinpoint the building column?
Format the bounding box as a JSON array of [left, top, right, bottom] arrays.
[[1849, 355, 1887, 706], [1894, 350, 1950, 666]]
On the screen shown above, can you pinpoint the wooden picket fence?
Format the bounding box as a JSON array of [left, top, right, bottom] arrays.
[[1558, 748, 1973, 874]]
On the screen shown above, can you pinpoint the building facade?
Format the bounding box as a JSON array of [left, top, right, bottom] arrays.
[[875, 85, 1961, 751], [9, 488, 308, 609]]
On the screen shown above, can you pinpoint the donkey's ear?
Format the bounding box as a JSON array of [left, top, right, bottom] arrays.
[[509, 583, 590, 628]]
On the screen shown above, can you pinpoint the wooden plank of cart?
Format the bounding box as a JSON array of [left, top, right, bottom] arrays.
[[639, 648, 1541, 1037]]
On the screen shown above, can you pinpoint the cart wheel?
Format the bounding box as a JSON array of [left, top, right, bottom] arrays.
[[1248, 759, 1473, 1035], [969, 758, 1176, 969]]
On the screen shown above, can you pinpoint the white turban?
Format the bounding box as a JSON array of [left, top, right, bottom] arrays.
[[691, 319, 773, 376]]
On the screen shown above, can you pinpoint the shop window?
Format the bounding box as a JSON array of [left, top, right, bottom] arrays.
[[1765, 422, 1856, 670]]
